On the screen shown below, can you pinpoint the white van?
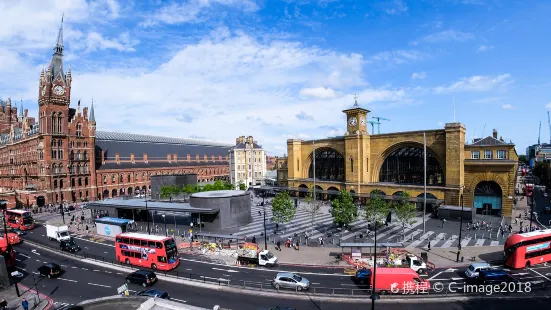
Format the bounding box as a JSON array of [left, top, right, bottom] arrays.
[[465, 262, 491, 278]]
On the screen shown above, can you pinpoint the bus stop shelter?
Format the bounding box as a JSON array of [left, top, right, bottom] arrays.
[[193, 233, 245, 249], [94, 217, 134, 237]]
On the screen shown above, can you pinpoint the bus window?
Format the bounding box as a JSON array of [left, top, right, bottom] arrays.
[[158, 256, 167, 263], [122, 238, 129, 244], [148, 241, 156, 248], [141, 240, 148, 247], [133, 239, 140, 246], [122, 250, 130, 256], [116, 237, 122, 243], [156, 242, 163, 249], [133, 252, 142, 259]]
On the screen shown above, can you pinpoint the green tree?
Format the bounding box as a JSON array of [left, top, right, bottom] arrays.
[[223, 181, 234, 190], [330, 190, 357, 227], [203, 184, 213, 191], [302, 188, 320, 233], [363, 195, 389, 228], [393, 192, 417, 237], [271, 191, 296, 225], [159, 185, 180, 200], [238, 182, 247, 191], [518, 155, 528, 164], [212, 180, 224, 191]]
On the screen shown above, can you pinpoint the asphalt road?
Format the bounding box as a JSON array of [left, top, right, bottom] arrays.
[[533, 186, 551, 227], [19, 224, 551, 297]]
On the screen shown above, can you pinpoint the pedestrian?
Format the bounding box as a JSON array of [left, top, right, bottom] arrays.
[[276, 240, 281, 251], [22, 298, 29, 310], [252, 236, 256, 244], [441, 219, 446, 228], [428, 240, 431, 251], [0, 299, 7, 310]]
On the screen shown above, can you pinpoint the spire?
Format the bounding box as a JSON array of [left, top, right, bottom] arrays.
[[54, 14, 64, 55], [89, 100, 95, 122], [19, 100, 23, 118], [352, 93, 360, 107]]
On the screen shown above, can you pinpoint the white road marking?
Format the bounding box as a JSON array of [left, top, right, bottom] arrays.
[[16, 259, 21, 262], [88, 282, 111, 288], [19, 253, 30, 258], [41, 235, 45, 237], [171, 298, 186, 303], [312, 282, 320, 285], [16, 267, 26, 271], [340, 284, 358, 286], [104, 252, 108, 254], [451, 277, 464, 281], [223, 274, 231, 277], [104, 271, 111, 274], [530, 268, 551, 281], [31, 250, 40, 256], [82, 268, 88, 270], [72, 267, 77, 269], [35, 260, 40, 262], [212, 268, 239, 273], [93, 270, 100, 272], [58, 278, 78, 283], [61, 265, 67, 267], [429, 271, 444, 280], [185, 268, 192, 271]]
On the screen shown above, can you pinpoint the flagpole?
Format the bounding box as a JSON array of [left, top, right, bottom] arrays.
[[423, 132, 427, 234]]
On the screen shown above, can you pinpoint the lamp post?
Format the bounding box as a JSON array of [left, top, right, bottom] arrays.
[[145, 190, 150, 235], [59, 203, 65, 224], [263, 192, 267, 250], [370, 217, 379, 310], [162, 215, 167, 237], [456, 192, 464, 262]]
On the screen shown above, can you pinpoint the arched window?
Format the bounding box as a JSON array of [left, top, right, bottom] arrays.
[[69, 164, 74, 174], [60, 180, 64, 188], [57, 112, 63, 133], [77, 164, 82, 174], [85, 177, 88, 186], [350, 157, 354, 173], [51, 139, 56, 147], [71, 179, 75, 187], [83, 151, 88, 160], [58, 140, 62, 147], [379, 145, 444, 186], [77, 151, 81, 160], [127, 174, 131, 182], [308, 148, 345, 181], [78, 178, 82, 186], [58, 150, 63, 159], [39, 151, 43, 160], [70, 150, 74, 160], [54, 180, 58, 188], [84, 164, 89, 173], [111, 175, 115, 182], [119, 174, 123, 182], [76, 123, 82, 136], [58, 164, 63, 173], [103, 175, 107, 184]]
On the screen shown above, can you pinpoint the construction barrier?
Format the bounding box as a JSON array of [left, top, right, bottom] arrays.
[[178, 242, 201, 249]]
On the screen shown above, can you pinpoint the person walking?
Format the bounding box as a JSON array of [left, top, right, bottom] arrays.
[[22, 298, 29, 310], [276, 240, 281, 251], [0, 299, 7, 310]]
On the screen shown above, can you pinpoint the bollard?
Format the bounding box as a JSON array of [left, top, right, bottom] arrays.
[[461, 256, 464, 262]]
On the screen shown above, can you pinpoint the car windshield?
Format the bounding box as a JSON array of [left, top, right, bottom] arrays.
[[164, 238, 176, 250], [265, 252, 274, 259], [59, 231, 69, 237], [468, 265, 475, 271], [66, 240, 76, 246], [292, 275, 302, 282]]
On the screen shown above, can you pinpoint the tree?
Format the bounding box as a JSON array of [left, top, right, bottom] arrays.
[[330, 190, 357, 227], [271, 191, 296, 225], [393, 192, 417, 237], [238, 182, 247, 191], [159, 185, 180, 200], [363, 195, 389, 229], [302, 188, 320, 233], [518, 155, 528, 164]]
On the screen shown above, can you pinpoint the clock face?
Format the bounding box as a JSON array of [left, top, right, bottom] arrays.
[[360, 117, 365, 125], [54, 85, 64, 96], [349, 117, 357, 127], [41, 86, 46, 96]]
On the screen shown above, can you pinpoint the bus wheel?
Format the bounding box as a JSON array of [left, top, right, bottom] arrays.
[[125, 259, 130, 265], [526, 261, 531, 268], [151, 263, 157, 270], [380, 290, 388, 295]]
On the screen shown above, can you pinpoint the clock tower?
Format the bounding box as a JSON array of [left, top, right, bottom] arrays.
[[342, 95, 370, 136], [342, 95, 371, 187], [38, 16, 71, 135]]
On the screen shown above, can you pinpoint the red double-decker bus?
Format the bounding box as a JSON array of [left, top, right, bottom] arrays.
[[504, 229, 551, 269], [115, 233, 179, 271], [525, 183, 534, 197], [0, 238, 16, 270], [5, 209, 34, 230]]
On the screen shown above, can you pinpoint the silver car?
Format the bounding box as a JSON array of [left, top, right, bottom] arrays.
[[272, 272, 310, 291]]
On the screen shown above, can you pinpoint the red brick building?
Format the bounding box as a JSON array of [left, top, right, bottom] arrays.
[[0, 20, 231, 208]]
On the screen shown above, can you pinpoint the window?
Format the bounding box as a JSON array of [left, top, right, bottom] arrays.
[[78, 178, 82, 186], [297, 159, 300, 171], [350, 157, 354, 172], [497, 150, 506, 159], [111, 175, 115, 183], [39, 151, 43, 160], [119, 175, 123, 182], [70, 150, 74, 160], [77, 151, 81, 160], [103, 175, 107, 185], [471, 151, 480, 159], [58, 150, 63, 159], [83, 151, 88, 160], [71, 179, 75, 187], [484, 150, 492, 159], [76, 123, 82, 136]]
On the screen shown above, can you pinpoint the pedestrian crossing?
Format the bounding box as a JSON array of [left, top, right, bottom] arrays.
[[240, 204, 509, 248], [53, 302, 73, 309]]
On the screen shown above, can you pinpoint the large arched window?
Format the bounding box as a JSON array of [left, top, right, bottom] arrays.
[[379, 145, 444, 186], [308, 148, 345, 181]]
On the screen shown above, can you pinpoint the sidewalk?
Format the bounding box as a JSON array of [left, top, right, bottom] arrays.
[[0, 283, 53, 310]]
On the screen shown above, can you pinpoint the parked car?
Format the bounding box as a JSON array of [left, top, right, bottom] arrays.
[[126, 270, 157, 287], [136, 289, 170, 299], [272, 272, 309, 291], [38, 263, 63, 278]]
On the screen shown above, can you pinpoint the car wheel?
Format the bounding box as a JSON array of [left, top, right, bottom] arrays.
[[125, 259, 130, 265], [142, 282, 147, 288], [526, 261, 531, 268], [151, 263, 157, 270], [380, 290, 388, 295], [417, 269, 425, 274], [297, 286, 302, 291]]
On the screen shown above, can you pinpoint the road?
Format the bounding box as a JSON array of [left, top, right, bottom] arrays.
[[533, 186, 551, 227], [19, 225, 551, 297], [10, 241, 551, 310]]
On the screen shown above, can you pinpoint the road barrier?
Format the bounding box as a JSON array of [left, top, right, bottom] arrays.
[[19, 239, 550, 300]]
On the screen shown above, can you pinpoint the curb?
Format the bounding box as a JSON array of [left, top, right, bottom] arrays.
[[17, 283, 55, 310]]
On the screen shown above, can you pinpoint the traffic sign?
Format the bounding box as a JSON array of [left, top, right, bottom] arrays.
[[117, 283, 128, 295]]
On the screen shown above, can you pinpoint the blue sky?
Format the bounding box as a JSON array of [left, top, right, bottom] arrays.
[[0, 0, 548, 155]]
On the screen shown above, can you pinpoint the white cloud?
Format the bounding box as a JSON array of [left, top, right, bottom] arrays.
[[501, 104, 513, 109], [545, 102, 551, 109], [142, 0, 259, 26], [367, 50, 425, 65], [433, 74, 514, 93], [299, 87, 336, 99], [477, 45, 494, 52], [381, 0, 408, 15], [411, 72, 427, 79], [82, 32, 139, 52], [412, 30, 473, 45], [438, 121, 444, 126]]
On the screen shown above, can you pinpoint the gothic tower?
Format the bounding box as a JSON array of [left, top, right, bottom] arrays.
[[38, 16, 72, 135]]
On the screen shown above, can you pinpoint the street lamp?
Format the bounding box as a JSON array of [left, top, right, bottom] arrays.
[[162, 215, 167, 236], [145, 190, 150, 235], [456, 192, 464, 262], [262, 192, 267, 250], [59, 203, 65, 224], [371, 217, 380, 310]]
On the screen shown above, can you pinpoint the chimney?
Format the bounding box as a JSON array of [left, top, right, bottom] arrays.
[[493, 129, 498, 139], [130, 153, 135, 163], [115, 153, 120, 164], [187, 154, 191, 161], [144, 153, 148, 163], [167, 154, 171, 162]]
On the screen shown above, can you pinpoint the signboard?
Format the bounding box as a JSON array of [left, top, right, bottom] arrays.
[[352, 247, 361, 257], [105, 226, 111, 235], [526, 242, 550, 253], [117, 283, 128, 295]]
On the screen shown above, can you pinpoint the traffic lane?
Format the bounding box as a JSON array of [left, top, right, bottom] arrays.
[[15, 243, 190, 304], [23, 230, 356, 288], [533, 188, 551, 226], [14, 244, 126, 305]]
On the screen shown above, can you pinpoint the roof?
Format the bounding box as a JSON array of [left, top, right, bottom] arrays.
[[470, 136, 514, 146], [97, 161, 228, 170], [515, 228, 551, 239], [232, 142, 263, 149], [118, 232, 169, 241], [96, 131, 232, 147], [87, 198, 216, 214], [6, 209, 30, 214], [94, 217, 134, 225], [191, 190, 247, 198]]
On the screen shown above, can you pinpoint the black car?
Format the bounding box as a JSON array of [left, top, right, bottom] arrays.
[[9, 228, 26, 236], [38, 263, 63, 278], [472, 270, 518, 285], [60, 239, 80, 252], [136, 289, 170, 299], [126, 270, 157, 287]]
